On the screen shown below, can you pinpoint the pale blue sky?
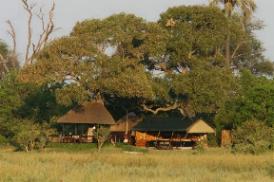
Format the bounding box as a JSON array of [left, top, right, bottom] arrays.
[[0, 0, 273, 60]]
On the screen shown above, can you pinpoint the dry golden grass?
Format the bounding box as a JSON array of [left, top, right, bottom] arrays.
[[0, 146, 273, 182]]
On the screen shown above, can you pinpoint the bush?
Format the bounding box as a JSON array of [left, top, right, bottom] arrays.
[[0, 134, 8, 145], [94, 126, 111, 152], [207, 134, 218, 147], [232, 120, 274, 154], [11, 120, 55, 151]]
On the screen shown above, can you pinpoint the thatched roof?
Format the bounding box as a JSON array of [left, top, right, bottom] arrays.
[[57, 101, 115, 125], [132, 116, 215, 134], [110, 112, 142, 132]]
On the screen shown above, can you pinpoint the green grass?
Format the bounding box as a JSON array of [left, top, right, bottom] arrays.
[[0, 145, 273, 182]]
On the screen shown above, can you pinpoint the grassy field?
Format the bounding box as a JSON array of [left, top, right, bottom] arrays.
[[0, 144, 273, 182]]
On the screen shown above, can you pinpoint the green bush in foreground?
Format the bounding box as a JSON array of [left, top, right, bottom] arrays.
[[232, 120, 274, 154], [0, 134, 8, 145], [10, 120, 55, 152]]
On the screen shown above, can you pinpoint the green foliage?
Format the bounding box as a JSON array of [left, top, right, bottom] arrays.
[[193, 140, 206, 154], [47, 143, 98, 152], [0, 72, 63, 150], [232, 120, 274, 154], [173, 62, 237, 114], [215, 70, 274, 127], [0, 40, 19, 79], [72, 13, 168, 60], [101, 57, 154, 99], [207, 134, 218, 147], [94, 126, 111, 152], [0, 72, 26, 122], [0, 134, 8, 145], [11, 120, 42, 151], [19, 6, 263, 120], [20, 13, 163, 107], [159, 6, 229, 67], [0, 40, 8, 56], [11, 120, 56, 151], [1, 6, 272, 156], [55, 84, 90, 106], [252, 60, 274, 76]]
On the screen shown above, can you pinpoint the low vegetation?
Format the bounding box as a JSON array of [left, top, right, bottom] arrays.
[[232, 120, 274, 154], [0, 146, 273, 182]]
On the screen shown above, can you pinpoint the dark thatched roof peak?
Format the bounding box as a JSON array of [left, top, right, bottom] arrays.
[[57, 101, 115, 125]]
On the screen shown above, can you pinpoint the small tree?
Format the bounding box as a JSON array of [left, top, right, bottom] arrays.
[[11, 120, 55, 152], [232, 120, 274, 154], [11, 120, 41, 152], [94, 126, 110, 152]]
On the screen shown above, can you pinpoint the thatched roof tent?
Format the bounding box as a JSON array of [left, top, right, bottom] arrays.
[[132, 116, 215, 134], [110, 112, 142, 132], [57, 101, 115, 125]]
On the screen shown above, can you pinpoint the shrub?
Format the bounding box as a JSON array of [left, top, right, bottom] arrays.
[[11, 120, 55, 152], [94, 126, 111, 152], [232, 120, 274, 154], [207, 134, 218, 147], [0, 134, 8, 145]]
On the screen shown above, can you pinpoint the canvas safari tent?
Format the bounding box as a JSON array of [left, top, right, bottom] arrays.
[[110, 112, 142, 143], [132, 116, 215, 148], [57, 100, 115, 143]]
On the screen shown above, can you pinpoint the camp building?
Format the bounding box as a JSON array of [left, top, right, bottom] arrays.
[[57, 101, 115, 143], [132, 116, 215, 148]]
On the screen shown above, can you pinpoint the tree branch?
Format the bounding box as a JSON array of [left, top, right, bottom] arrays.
[[20, 0, 56, 65], [141, 102, 180, 115], [6, 20, 17, 55], [32, 0, 55, 58], [231, 42, 245, 60], [0, 53, 9, 74], [22, 0, 34, 65]]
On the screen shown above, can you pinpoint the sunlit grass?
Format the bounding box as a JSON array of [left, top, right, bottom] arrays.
[[0, 145, 273, 182]]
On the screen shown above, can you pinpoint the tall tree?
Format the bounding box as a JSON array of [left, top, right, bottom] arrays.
[[215, 70, 274, 128], [209, 0, 257, 67], [20, 8, 240, 118], [19, 14, 167, 109], [143, 6, 240, 116]]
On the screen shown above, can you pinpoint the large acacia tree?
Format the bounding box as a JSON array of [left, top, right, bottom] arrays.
[[20, 7, 240, 118], [20, 5, 269, 120], [19, 14, 167, 115]]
